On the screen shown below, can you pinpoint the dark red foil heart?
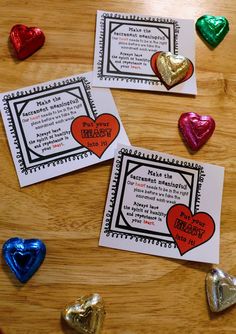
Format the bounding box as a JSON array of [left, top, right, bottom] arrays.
[[10, 24, 45, 60], [178, 112, 215, 151]]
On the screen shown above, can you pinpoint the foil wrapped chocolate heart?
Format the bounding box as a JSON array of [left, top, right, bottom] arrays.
[[178, 112, 215, 151], [151, 51, 194, 89], [62, 294, 105, 334], [196, 15, 229, 48], [206, 268, 236, 312], [10, 24, 45, 60], [2, 237, 46, 283]]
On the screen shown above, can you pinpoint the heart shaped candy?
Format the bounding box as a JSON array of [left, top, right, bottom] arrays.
[[71, 114, 120, 158], [10, 24, 45, 60], [2, 237, 46, 283], [62, 294, 105, 334], [151, 51, 194, 89], [196, 15, 229, 48], [178, 112, 215, 151], [167, 204, 215, 255], [206, 268, 236, 312]]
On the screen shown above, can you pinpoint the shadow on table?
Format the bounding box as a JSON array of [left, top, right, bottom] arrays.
[[207, 300, 236, 320], [183, 261, 212, 273], [60, 316, 77, 334], [1, 259, 23, 288], [127, 87, 197, 99]]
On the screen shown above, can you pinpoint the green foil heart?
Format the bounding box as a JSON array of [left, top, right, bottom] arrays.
[[196, 15, 229, 48]]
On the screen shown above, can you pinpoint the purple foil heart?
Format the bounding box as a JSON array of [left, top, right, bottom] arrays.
[[178, 112, 215, 151]]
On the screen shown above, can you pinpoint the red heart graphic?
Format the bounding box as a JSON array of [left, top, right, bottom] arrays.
[[10, 24, 45, 60], [167, 204, 215, 255], [71, 114, 120, 158], [150, 51, 194, 90], [178, 112, 215, 151]]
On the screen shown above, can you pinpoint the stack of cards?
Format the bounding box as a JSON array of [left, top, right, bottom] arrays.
[[0, 11, 224, 265]]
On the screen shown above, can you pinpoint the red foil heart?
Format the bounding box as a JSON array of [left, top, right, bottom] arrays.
[[178, 112, 215, 151], [71, 114, 120, 158], [10, 24, 45, 60], [167, 204, 215, 255]]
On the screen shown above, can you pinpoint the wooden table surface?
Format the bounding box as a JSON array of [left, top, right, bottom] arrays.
[[0, 1, 235, 333]]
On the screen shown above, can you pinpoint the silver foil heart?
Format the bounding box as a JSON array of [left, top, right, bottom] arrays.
[[206, 268, 236, 312]]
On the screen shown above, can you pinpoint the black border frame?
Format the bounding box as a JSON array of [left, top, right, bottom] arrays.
[[2, 76, 98, 175], [103, 147, 205, 248], [97, 12, 180, 84]]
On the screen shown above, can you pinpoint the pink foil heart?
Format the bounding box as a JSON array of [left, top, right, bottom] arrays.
[[178, 112, 215, 151]]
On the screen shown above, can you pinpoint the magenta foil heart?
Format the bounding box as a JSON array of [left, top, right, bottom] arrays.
[[178, 112, 215, 151]]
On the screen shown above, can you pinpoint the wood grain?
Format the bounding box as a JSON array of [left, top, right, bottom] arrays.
[[0, 1, 235, 333]]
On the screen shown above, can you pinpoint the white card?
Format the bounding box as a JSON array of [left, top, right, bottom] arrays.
[[99, 145, 224, 264], [93, 10, 197, 95], [0, 72, 130, 187]]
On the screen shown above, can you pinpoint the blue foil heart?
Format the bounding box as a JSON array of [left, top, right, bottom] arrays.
[[2, 238, 46, 283]]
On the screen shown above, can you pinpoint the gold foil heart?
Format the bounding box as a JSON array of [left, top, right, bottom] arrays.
[[156, 52, 190, 87], [206, 268, 236, 312], [62, 293, 105, 334]]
